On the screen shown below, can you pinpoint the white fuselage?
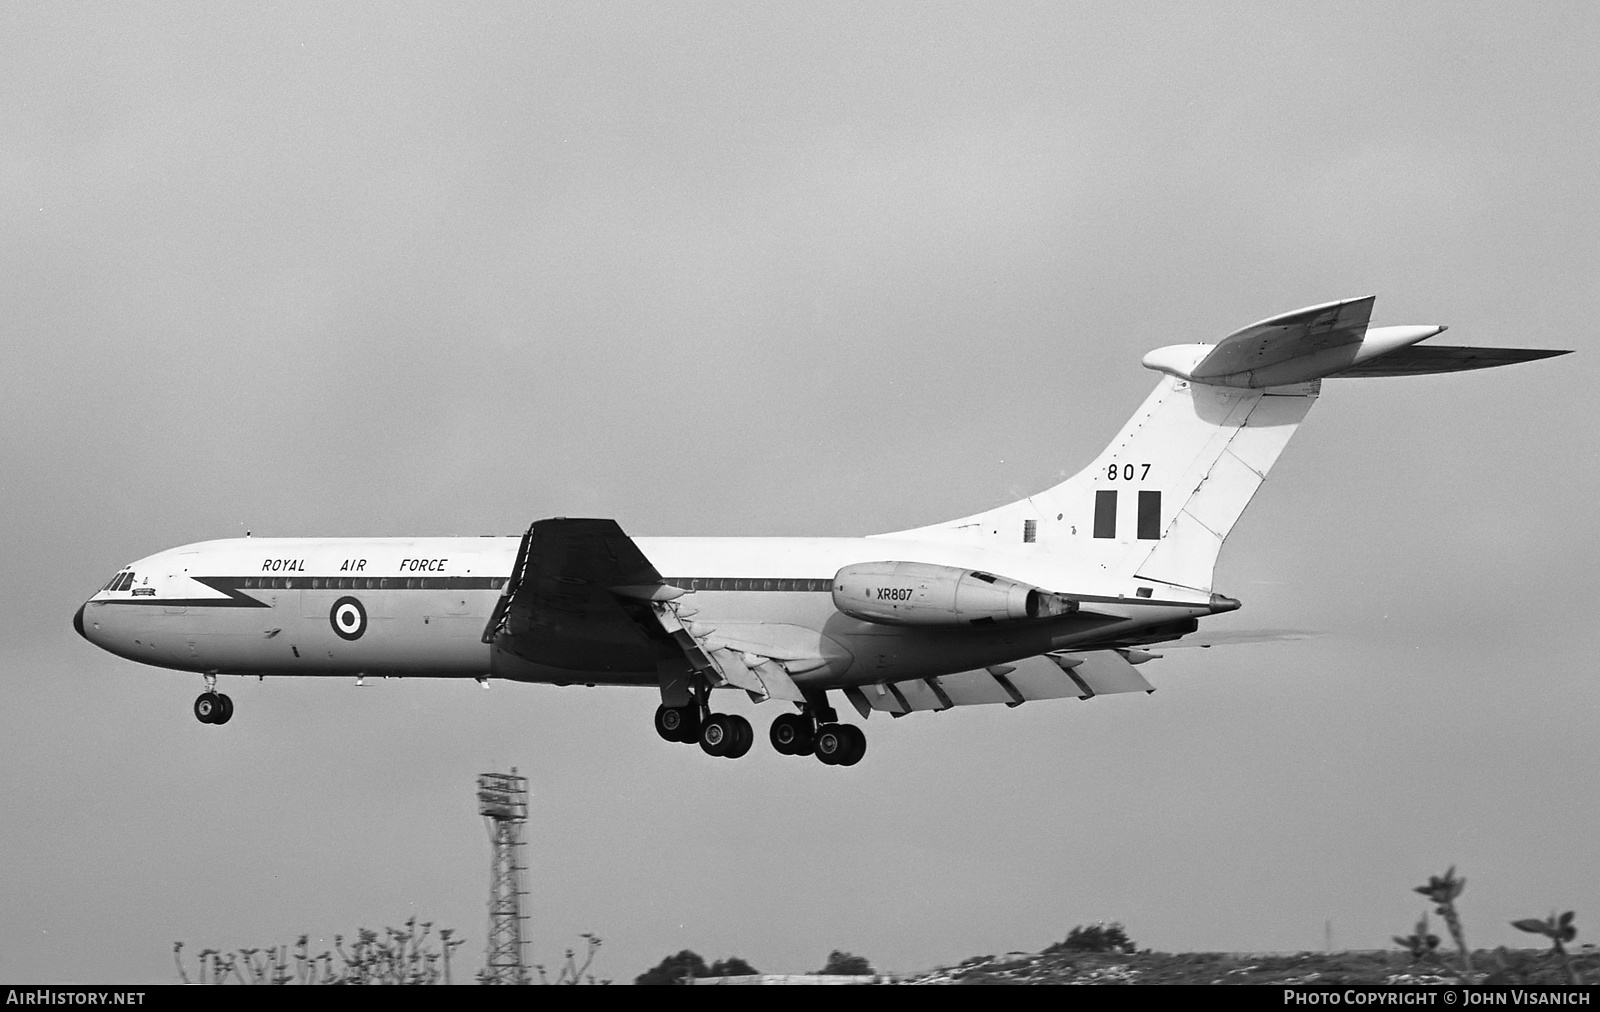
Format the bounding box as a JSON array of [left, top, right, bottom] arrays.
[[76, 535, 1215, 692]]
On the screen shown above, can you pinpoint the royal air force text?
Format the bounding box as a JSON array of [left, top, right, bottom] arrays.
[[260, 559, 448, 573]]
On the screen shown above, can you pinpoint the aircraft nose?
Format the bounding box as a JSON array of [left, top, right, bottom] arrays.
[[73, 603, 87, 640]]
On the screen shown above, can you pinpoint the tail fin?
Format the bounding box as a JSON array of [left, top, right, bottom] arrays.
[[1119, 376, 1317, 591], [883, 297, 1569, 594], [881, 370, 1318, 593]]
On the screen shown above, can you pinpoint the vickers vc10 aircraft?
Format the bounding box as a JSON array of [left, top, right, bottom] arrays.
[[76, 298, 1567, 766]]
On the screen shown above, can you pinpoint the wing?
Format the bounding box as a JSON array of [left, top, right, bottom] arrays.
[[483, 518, 806, 700], [847, 650, 1156, 716], [1329, 345, 1571, 377], [1161, 629, 1322, 647], [483, 518, 670, 671]]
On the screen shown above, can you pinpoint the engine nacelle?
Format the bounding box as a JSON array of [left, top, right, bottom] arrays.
[[831, 561, 1078, 626]]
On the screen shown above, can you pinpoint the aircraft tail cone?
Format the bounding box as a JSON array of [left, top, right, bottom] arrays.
[[1208, 593, 1242, 614]]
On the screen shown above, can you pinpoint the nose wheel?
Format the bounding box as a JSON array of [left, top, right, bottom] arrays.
[[194, 674, 233, 725], [193, 691, 233, 725]]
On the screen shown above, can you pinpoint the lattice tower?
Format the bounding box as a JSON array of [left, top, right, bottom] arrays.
[[477, 769, 530, 984]]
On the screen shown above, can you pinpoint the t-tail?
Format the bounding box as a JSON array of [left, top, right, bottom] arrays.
[[885, 296, 1569, 595]]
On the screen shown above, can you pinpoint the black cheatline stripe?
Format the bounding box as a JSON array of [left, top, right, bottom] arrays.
[[107, 575, 509, 608], [110, 574, 835, 607], [230, 575, 509, 592], [105, 574, 1202, 610], [667, 577, 1199, 608], [230, 575, 832, 593]]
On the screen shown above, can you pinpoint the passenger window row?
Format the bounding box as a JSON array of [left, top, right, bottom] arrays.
[[670, 577, 832, 592]]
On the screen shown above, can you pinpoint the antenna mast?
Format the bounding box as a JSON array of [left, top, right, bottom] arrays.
[[477, 769, 530, 984]]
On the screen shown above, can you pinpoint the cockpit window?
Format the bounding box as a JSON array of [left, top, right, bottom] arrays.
[[118, 573, 137, 592], [104, 571, 135, 592]]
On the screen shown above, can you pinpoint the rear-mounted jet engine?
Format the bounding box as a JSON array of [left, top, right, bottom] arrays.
[[832, 561, 1078, 626]]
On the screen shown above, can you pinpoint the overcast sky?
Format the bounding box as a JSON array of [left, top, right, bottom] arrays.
[[3, 2, 1597, 984]]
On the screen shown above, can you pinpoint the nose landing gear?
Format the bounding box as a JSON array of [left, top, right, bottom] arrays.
[[193, 691, 233, 724], [193, 674, 233, 725]]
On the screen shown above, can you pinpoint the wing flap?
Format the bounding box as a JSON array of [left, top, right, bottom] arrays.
[[864, 651, 1153, 714], [1050, 651, 1155, 695], [934, 671, 1016, 706], [1002, 654, 1092, 702], [705, 646, 806, 702]]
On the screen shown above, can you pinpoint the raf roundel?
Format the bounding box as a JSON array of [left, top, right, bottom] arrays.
[[330, 596, 367, 641]]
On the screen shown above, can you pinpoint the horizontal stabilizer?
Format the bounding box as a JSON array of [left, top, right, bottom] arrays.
[[1143, 296, 1569, 389], [1191, 296, 1376, 383], [1329, 345, 1571, 377]]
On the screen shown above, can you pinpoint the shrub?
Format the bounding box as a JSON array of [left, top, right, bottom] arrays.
[[636, 950, 709, 985], [635, 950, 758, 984], [1047, 922, 1137, 955], [818, 950, 874, 975]]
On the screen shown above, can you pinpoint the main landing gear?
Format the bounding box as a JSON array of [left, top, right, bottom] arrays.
[[654, 696, 865, 766], [654, 703, 752, 758], [776, 707, 865, 767], [193, 674, 233, 725]]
